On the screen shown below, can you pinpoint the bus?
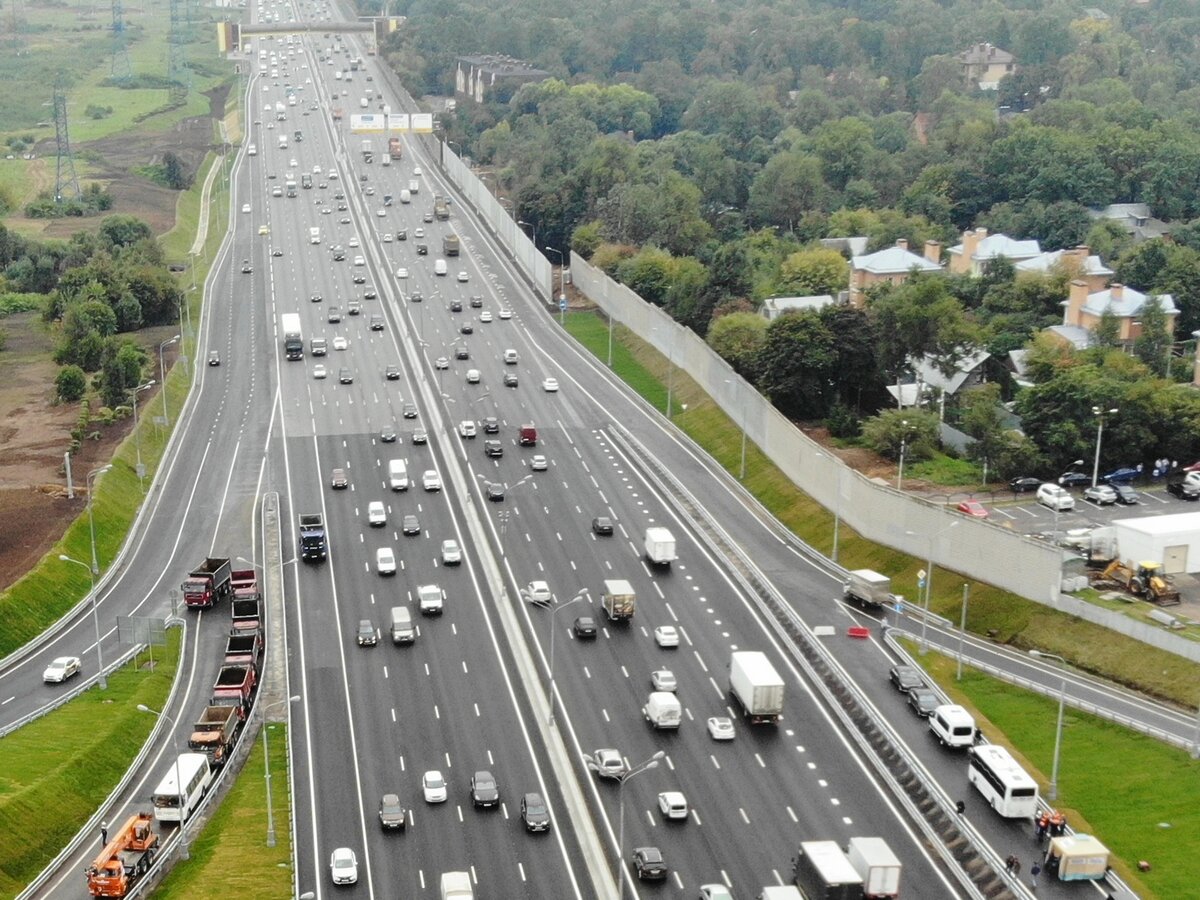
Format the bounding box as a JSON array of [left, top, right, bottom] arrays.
[[151, 753, 213, 823], [967, 744, 1039, 818]]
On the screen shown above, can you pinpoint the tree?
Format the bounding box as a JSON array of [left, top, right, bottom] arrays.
[[819, 305, 882, 410], [1133, 295, 1172, 376], [776, 248, 847, 296], [746, 151, 827, 230], [97, 338, 147, 409], [812, 117, 874, 190], [1114, 239, 1170, 290], [756, 311, 839, 419], [571, 220, 604, 259], [55, 365, 87, 402], [707, 312, 767, 378], [99, 215, 152, 249], [1092, 308, 1122, 350], [615, 246, 673, 306], [861, 408, 940, 463], [869, 277, 979, 384], [960, 384, 1007, 481], [663, 256, 712, 333]]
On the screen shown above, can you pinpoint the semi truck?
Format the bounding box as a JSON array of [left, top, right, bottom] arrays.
[[443, 234, 460, 256], [601, 578, 636, 621], [844, 570, 893, 609], [212, 664, 257, 706], [729, 650, 785, 724], [793, 841, 864, 900], [182, 557, 232, 608], [231, 598, 262, 634], [84, 812, 158, 898], [433, 194, 449, 220], [282, 312, 303, 359], [845, 837, 902, 899], [644, 527, 677, 566], [224, 631, 263, 666], [231, 568, 260, 601], [188, 705, 244, 767], [299, 513, 327, 561], [388, 136, 403, 159]]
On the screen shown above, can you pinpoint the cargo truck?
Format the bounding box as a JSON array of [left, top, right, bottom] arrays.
[[388, 136, 403, 159], [212, 664, 257, 706], [299, 512, 327, 561], [729, 650, 785, 724], [224, 630, 263, 665], [182, 557, 232, 608], [231, 568, 260, 601], [332, 107, 344, 121], [282, 312, 303, 359], [846, 837, 902, 899], [188, 705, 243, 767], [230, 597, 261, 634], [408, 178, 419, 194], [433, 194, 449, 220], [1045, 834, 1110, 881], [759, 889, 803, 900], [793, 841, 864, 900], [443, 234, 460, 256], [844, 570, 893, 609], [361, 139, 373, 162], [310, 226, 321, 245], [84, 812, 158, 898], [644, 527, 677, 566], [601, 579, 636, 621]]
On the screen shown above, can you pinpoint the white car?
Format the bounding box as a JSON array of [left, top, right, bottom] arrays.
[[43, 655, 81, 683], [241, 203, 251, 213], [332, 335, 348, 351], [422, 770, 448, 803], [348, 236, 359, 247], [377, 208, 387, 217], [479, 310, 493, 323], [412, 166, 423, 176], [382, 232, 393, 243], [458, 420, 477, 438], [1036, 483, 1075, 511], [466, 368, 481, 384], [367, 500, 386, 527], [699, 886, 734, 900], [707, 716, 735, 740], [376, 547, 396, 575], [289, 157, 298, 167], [414, 227, 425, 238], [353, 255, 365, 266], [441, 538, 462, 565], [527, 580, 551, 603], [313, 364, 328, 379], [498, 307, 512, 320], [456, 270, 469, 282], [590, 748, 627, 779], [542, 377, 559, 392], [329, 847, 358, 885], [654, 625, 680, 647], [657, 790, 688, 820], [530, 455, 548, 471], [395, 267, 409, 279], [651, 669, 677, 692], [423, 469, 442, 491]]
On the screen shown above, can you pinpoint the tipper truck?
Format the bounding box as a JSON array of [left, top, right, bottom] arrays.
[[282, 312, 303, 359], [846, 837, 902, 898], [299, 513, 327, 561], [644, 527, 677, 566], [231, 568, 260, 601], [388, 136, 403, 159], [601, 578, 636, 621], [433, 194, 449, 220], [212, 664, 257, 706], [729, 650, 785, 724], [84, 812, 158, 897], [231, 598, 262, 634], [182, 557, 232, 608], [188, 705, 243, 767], [844, 569, 893, 609], [224, 631, 263, 666], [793, 841, 864, 900], [443, 234, 460, 256]]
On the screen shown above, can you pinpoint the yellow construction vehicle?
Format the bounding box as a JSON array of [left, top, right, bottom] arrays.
[[1093, 560, 1181, 606]]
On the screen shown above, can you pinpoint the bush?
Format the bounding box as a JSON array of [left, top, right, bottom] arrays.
[[826, 403, 861, 439], [861, 408, 940, 462], [55, 365, 87, 402]]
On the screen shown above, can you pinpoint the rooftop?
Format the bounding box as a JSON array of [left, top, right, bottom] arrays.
[[851, 245, 942, 275], [1016, 249, 1113, 278], [1082, 285, 1177, 318]]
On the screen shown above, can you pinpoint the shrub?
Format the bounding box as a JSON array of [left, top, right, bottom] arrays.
[[55, 365, 87, 402]]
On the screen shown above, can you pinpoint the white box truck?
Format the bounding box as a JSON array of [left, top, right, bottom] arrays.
[[439, 871, 473, 900], [793, 841, 863, 900], [844, 569, 892, 608], [729, 651, 784, 724], [309, 226, 321, 245], [846, 837, 902, 899], [644, 526, 676, 566], [601, 578, 635, 621], [759, 888, 804, 900], [642, 692, 681, 729]]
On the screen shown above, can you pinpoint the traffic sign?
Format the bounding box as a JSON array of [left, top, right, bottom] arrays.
[[558, 297, 567, 311]]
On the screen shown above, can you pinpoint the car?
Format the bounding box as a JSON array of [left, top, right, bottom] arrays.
[[573, 616, 597, 639], [1102, 466, 1140, 485], [329, 847, 358, 885], [418, 583, 445, 616], [591, 516, 614, 536], [327, 308, 342, 323], [402, 514, 421, 535], [416, 243, 428, 255], [1084, 484, 1118, 505], [457, 270, 469, 282], [369, 315, 385, 331], [352, 273, 366, 284], [332, 249, 345, 261], [271, 185, 283, 197], [353, 255, 365, 266], [435, 356, 450, 370], [956, 498, 988, 518], [499, 307, 512, 320], [378, 793, 406, 830], [364, 186, 375, 196], [470, 770, 500, 808], [503, 349, 519, 366], [395, 267, 409, 279], [459, 420, 477, 438], [289, 158, 298, 167], [632, 847, 667, 881], [706, 716, 735, 741], [363, 287, 377, 299], [654, 625, 680, 647], [382, 233, 393, 243], [376, 547, 396, 575], [310, 292, 323, 303], [377, 208, 387, 217], [380, 427, 398, 443], [242, 203, 252, 213], [484, 440, 503, 458], [422, 770, 448, 803], [385, 365, 401, 380], [313, 364, 328, 380], [469, 295, 483, 309], [423, 211, 434, 223], [338, 367, 353, 384], [503, 372, 518, 387], [333, 335, 348, 350], [699, 887, 734, 900], [485, 481, 505, 501], [889, 664, 924, 693], [412, 427, 428, 445], [367, 500, 386, 526], [409, 289, 423, 303], [423, 470, 441, 491], [1113, 484, 1140, 505], [402, 402, 418, 419], [455, 347, 470, 360], [356, 619, 377, 646], [657, 791, 688, 820], [907, 686, 940, 717], [449, 299, 463, 313], [590, 748, 626, 779], [321, 206, 332, 215], [396, 228, 407, 240], [240, 259, 253, 273], [466, 368, 480, 383], [413, 166, 423, 176], [441, 538, 462, 565], [527, 580, 552, 603], [271, 247, 283, 257], [1184, 471, 1200, 489], [530, 455, 547, 471], [1166, 479, 1200, 500], [482, 416, 499, 434], [650, 669, 677, 692], [460, 322, 474, 335], [1058, 471, 1090, 488], [414, 227, 426, 238], [43, 656, 81, 683], [520, 792, 551, 832], [1037, 483, 1075, 511], [330, 466, 349, 489], [207, 351, 221, 367], [542, 377, 559, 392], [479, 310, 493, 323]]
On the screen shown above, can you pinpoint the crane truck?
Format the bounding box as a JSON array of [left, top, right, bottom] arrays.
[[84, 812, 158, 897], [182, 557, 232, 608]]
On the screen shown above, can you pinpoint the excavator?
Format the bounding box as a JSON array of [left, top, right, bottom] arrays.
[[84, 812, 158, 897], [1092, 560, 1182, 606]]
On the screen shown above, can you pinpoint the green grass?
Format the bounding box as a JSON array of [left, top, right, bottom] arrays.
[[154, 724, 293, 900], [911, 648, 1198, 900], [0, 630, 180, 897], [906, 453, 985, 487]]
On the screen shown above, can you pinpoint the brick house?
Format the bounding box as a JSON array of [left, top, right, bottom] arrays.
[[959, 43, 1016, 90], [1015, 245, 1113, 292], [848, 239, 943, 306], [947, 228, 1041, 276], [1052, 280, 1178, 346]]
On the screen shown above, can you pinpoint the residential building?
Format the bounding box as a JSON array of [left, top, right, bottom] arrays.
[[455, 55, 549, 103], [1088, 203, 1171, 243], [947, 228, 1041, 276], [886, 347, 992, 414], [1055, 280, 1178, 345], [958, 43, 1016, 90], [1015, 245, 1113, 292], [848, 239, 943, 306], [760, 295, 837, 320]]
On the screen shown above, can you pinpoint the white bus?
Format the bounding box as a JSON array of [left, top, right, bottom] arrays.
[[967, 744, 1039, 818], [151, 752, 213, 823]]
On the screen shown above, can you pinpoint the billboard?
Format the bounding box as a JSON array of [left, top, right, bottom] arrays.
[[411, 113, 434, 133], [350, 114, 387, 133]]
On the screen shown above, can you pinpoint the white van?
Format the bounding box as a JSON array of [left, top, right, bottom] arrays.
[[389, 606, 415, 644], [434, 259, 448, 276], [388, 459, 408, 491], [930, 704, 976, 748], [440, 872, 473, 900], [642, 692, 682, 729], [247, 143, 258, 156], [335, 70, 342, 80], [367, 501, 387, 527], [278, 135, 288, 149], [359, 97, 368, 109], [399, 189, 411, 204]]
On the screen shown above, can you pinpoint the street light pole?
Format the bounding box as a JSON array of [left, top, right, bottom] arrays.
[[59, 554, 107, 689], [956, 583, 970, 681], [584, 750, 664, 900], [1090, 406, 1118, 487], [518, 219, 537, 251], [262, 695, 301, 847], [159, 336, 180, 425], [544, 246, 565, 324], [130, 381, 156, 493], [546, 589, 586, 724], [1028, 650, 1067, 800], [896, 419, 910, 490], [137, 704, 189, 859], [910, 518, 959, 653]]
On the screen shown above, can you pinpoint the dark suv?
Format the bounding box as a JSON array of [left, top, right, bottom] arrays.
[[632, 847, 667, 881], [521, 793, 551, 832], [470, 770, 500, 808], [378, 793, 406, 830]]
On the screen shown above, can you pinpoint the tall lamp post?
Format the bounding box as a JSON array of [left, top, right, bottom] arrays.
[[815, 452, 843, 564], [129, 380, 156, 493], [724, 379, 748, 480], [584, 749, 664, 900], [136, 704, 189, 859], [158, 336, 180, 425], [1028, 650, 1068, 800], [654, 325, 678, 418], [517, 219, 537, 250], [1053, 458, 1084, 544], [908, 518, 959, 652], [545, 588, 586, 725], [262, 695, 301, 846], [544, 245, 565, 324], [896, 419, 911, 490], [1090, 406, 1118, 487], [59, 554, 107, 689]]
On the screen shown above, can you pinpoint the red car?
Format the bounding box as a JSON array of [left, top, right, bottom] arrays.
[[956, 499, 989, 519]]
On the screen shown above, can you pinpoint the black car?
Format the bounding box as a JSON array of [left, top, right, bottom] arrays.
[[416, 243, 429, 255], [889, 664, 924, 693], [385, 365, 401, 380], [328, 308, 342, 323], [1167, 479, 1200, 500], [240, 260, 253, 273], [402, 514, 421, 535], [503, 372, 518, 387], [310, 292, 323, 303], [469, 295, 483, 308], [1058, 471, 1090, 488], [486, 482, 505, 501], [455, 347, 470, 360], [370, 315, 385, 331], [352, 273, 366, 284], [380, 427, 398, 443], [332, 249, 346, 261], [591, 516, 614, 536], [338, 367, 354, 384], [364, 287, 377, 299], [1009, 476, 1040, 493], [460, 323, 474, 335], [632, 847, 667, 881], [907, 686, 940, 717], [356, 619, 377, 646], [483, 417, 499, 434], [1113, 484, 1140, 505], [378, 793, 406, 830], [402, 402, 418, 419], [409, 289, 423, 303], [573, 616, 597, 639], [470, 771, 500, 808], [396, 229, 407, 241], [521, 792, 551, 833], [412, 428, 428, 445], [449, 299, 463, 312], [484, 440, 504, 458]]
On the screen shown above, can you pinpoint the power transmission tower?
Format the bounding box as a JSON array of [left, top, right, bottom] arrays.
[[166, 0, 187, 104], [52, 77, 81, 203], [110, 0, 130, 82]]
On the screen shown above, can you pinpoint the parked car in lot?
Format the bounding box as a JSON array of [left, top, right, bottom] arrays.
[[1102, 466, 1140, 485], [1113, 484, 1140, 505], [1083, 484, 1118, 505], [1167, 478, 1200, 500], [1037, 483, 1075, 511], [1058, 471, 1090, 488], [956, 498, 988, 518], [1009, 475, 1041, 494]]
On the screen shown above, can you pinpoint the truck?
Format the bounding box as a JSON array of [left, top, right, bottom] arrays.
[[845, 837, 902, 899], [274, 100, 286, 120], [309, 226, 321, 245], [332, 107, 344, 121], [388, 136, 403, 159], [187, 705, 244, 767], [642, 691, 681, 729], [1045, 834, 1110, 881], [231, 568, 260, 601], [230, 598, 261, 634], [212, 664, 257, 706], [299, 512, 327, 561], [443, 234, 460, 256], [225, 629, 263, 665], [84, 812, 158, 898], [182, 557, 232, 608], [759, 889, 804, 900], [349, 58, 360, 71], [399, 188, 411, 204], [439, 872, 473, 900], [843, 569, 893, 609], [433, 194, 449, 220], [361, 139, 373, 162], [792, 841, 864, 900], [282, 312, 303, 360], [519, 423, 538, 446], [601, 578, 636, 621], [644, 527, 677, 566], [729, 651, 785, 724]]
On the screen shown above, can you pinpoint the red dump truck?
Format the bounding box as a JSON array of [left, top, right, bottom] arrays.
[[332, 107, 343, 121], [182, 557, 232, 608], [231, 596, 262, 634], [212, 664, 257, 707], [388, 136, 403, 159], [224, 631, 263, 667], [187, 705, 243, 767], [231, 568, 261, 601]]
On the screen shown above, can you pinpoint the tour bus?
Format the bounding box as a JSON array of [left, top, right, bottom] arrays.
[[151, 752, 213, 823], [967, 744, 1039, 818]]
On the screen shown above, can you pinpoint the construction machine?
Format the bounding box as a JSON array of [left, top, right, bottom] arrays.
[[85, 812, 158, 897], [1092, 560, 1181, 606]]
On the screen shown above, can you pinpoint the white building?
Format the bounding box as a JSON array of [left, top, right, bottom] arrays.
[[1113, 513, 1200, 574]]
